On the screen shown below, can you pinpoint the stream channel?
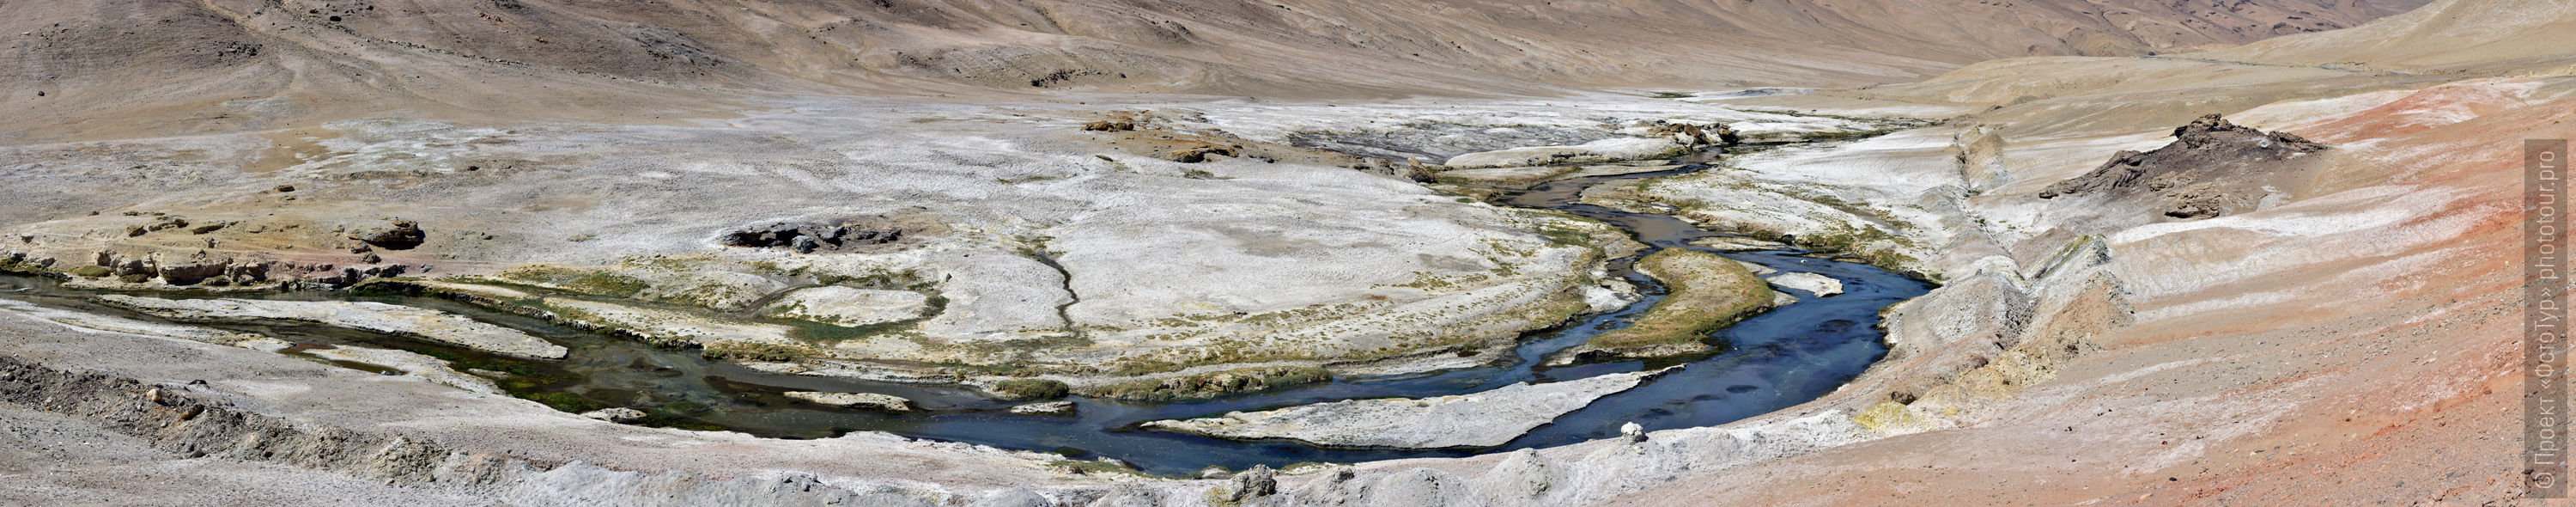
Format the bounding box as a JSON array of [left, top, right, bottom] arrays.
[[0, 141, 1933, 476]]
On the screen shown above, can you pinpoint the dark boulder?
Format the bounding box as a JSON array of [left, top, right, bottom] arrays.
[[720, 220, 903, 254], [2037, 114, 2328, 220]]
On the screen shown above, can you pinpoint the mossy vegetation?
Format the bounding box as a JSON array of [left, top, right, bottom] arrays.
[[0, 255, 46, 276], [698, 341, 813, 362], [1077, 366, 1331, 402], [66, 266, 112, 278], [1585, 249, 1771, 353], [993, 378, 1071, 400], [495, 266, 650, 298], [1045, 459, 1157, 477]]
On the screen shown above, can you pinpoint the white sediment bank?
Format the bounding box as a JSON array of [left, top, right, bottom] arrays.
[[89, 296, 568, 359], [1144, 366, 1682, 449]]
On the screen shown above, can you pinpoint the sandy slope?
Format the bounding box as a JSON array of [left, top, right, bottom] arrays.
[[1589, 76, 2566, 507], [1, 0, 2426, 141]]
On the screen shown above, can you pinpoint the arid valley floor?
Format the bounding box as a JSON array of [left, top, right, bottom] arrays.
[[2, 0, 2570, 504]]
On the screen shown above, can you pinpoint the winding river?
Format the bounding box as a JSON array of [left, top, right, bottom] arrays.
[[0, 143, 1932, 476]]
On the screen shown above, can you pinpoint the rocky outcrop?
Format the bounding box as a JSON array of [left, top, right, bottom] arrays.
[[1007, 401, 1075, 416], [2036, 114, 2327, 219], [1142, 366, 1681, 449], [580, 407, 647, 423], [123, 215, 188, 237], [345, 220, 426, 250], [50, 248, 410, 288], [720, 220, 903, 254], [87, 296, 569, 360], [782, 391, 914, 412], [1634, 120, 1739, 146], [1164, 143, 1241, 163]]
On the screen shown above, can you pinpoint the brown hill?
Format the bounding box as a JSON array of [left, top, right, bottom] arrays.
[[2, 0, 2427, 140], [2197, 0, 2576, 73]]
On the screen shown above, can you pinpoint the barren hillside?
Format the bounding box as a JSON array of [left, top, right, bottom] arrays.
[[3, 0, 2426, 141]]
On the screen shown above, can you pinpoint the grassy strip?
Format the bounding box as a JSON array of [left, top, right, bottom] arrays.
[[1585, 249, 1771, 354], [993, 379, 1071, 400], [1076, 366, 1331, 402]]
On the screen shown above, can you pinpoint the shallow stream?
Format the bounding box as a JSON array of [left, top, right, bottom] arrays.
[[0, 143, 1931, 476]]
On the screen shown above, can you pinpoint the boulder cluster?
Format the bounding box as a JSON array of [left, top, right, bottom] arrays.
[[2038, 113, 2328, 219], [720, 221, 902, 254]]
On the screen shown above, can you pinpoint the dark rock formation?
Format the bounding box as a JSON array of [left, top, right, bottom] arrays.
[[1642, 120, 1739, 146], [2037, 114, 2327, 219], [720, 220, 903, 254], [346, 220, 426, 250], [155, 260, 233, 286]]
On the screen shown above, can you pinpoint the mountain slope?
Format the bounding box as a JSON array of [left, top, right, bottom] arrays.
[[2196, 0, 2576, 72], [2, 0, 2428, 140]]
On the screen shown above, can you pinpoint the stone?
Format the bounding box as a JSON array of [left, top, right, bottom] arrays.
[[1007, 401, 1075, 416], [2035, 113, 2329, 219], [125, 216, 188, 237], [1165, 144, 1239, 163], [347, 220, 426, 250], [783, 391, 914, 412], [1620, 421, 1646, 443], [1228, 465, 1278, 502], [581, 407, 647, 423], [720, 220, 902, 253], [1767, 272, 1844, 297], [155, 260, 234, 285]]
